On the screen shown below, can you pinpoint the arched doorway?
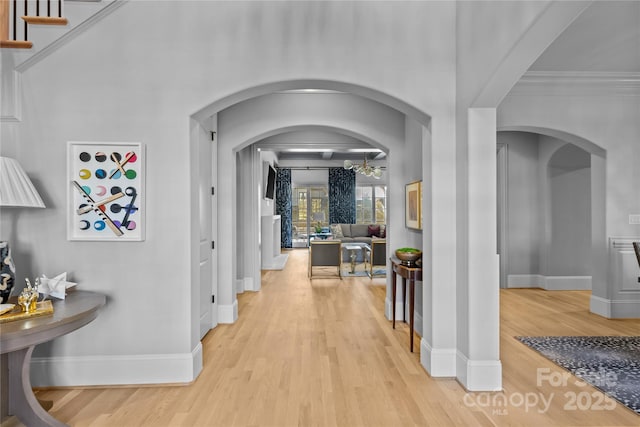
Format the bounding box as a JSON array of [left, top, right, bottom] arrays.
[[497, 127, 606, 305], [188, 80, 461, 384]]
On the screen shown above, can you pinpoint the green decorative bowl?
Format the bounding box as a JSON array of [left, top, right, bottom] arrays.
[[395, 248, 422, 266]]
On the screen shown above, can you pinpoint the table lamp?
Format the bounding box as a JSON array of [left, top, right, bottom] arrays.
[[0, 156, 45, 303]]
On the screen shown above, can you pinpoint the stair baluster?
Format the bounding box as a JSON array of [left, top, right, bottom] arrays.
[[1, 0, 68, 49]]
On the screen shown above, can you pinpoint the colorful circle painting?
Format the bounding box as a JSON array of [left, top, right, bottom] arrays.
[[70, 143, 143, 240]]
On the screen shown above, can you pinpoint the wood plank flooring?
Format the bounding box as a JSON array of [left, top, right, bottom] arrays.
[[5, 248, 640, 426]]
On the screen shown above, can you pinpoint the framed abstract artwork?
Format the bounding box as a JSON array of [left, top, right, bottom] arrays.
[[405, 180, 422, 230], [67, 142, 145, 241]]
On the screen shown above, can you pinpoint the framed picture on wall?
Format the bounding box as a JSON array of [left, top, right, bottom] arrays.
[[405, 180, 422, 230], [67, 142, 145, 241]]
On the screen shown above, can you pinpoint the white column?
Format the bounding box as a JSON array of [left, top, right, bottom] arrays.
[[459, 108, 502, 391], [421, 122, 458, 377]]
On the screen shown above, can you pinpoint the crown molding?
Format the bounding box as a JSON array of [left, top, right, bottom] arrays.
[[509, 71, 640, 97]]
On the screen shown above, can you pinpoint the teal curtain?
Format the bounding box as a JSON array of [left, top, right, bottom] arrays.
[[329, 168, 356, 224], [275, 168, 292, 248]]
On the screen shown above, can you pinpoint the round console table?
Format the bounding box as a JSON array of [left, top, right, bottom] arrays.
[[0, 290, 106, 427]]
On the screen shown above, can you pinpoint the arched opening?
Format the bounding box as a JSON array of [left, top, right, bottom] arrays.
[[189, 81, 442, 356], [496, 127, 606, 305]]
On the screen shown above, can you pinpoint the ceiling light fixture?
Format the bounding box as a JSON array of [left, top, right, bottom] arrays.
[[343, 155, 383, 179]]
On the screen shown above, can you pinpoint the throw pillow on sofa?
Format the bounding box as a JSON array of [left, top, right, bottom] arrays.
[[380, 224, 386, 238], [368, 224, 381, 237], [330, 224, 344, 238]]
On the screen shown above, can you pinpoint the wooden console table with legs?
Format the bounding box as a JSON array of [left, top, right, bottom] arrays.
[[390, 257, 422, 352], [0, 290, 106, 427]]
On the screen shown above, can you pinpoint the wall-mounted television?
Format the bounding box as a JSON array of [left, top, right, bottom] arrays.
[[264, 163, 276, 200]]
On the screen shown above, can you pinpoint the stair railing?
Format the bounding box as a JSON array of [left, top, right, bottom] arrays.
[[1, 0, 66, 48]]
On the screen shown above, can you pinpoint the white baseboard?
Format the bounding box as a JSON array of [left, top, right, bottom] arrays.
[[243, 277, 254, 292], [508, 274, 591, 290], [507, 274, 544, 288], [413, 312, 423, 337], [30, 342, 203, 387], [420, 340, 456, 377], [544, 276, 591, 290], [218, 300, 238, 324], [590, 294, 640, 319], [384, 298, 406, 323], [456, 351, 502, 391], [590, 294, 611, 318]]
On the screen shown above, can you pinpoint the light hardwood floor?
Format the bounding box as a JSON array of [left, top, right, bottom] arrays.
[[6, 249, 640, 426]]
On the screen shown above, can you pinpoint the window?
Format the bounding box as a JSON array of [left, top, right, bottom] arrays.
[[292, 186, 329, 247], [356, 185, 386, 224]]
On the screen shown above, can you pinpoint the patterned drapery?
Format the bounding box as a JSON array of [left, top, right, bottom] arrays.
[[328, 168, 356, 224], [275, 168, 292, 248]]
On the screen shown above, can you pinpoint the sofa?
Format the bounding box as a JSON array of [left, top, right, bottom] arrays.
[[330, 223, 386, 244], [330, 223, 386, 264]]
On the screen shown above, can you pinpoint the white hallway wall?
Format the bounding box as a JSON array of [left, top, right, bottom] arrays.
[[0, 1, 567, 387]]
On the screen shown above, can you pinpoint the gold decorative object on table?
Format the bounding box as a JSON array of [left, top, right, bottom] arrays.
[[0, 277, 54, 323], [18, 278, 39, 313], [0, 300, 53, 323]]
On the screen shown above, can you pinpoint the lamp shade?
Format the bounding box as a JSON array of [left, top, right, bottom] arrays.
[[312, 212, 325, 222], [0, 157, 45, 208]]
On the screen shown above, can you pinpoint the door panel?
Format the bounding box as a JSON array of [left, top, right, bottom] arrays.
[[199, 124, 216, 338]]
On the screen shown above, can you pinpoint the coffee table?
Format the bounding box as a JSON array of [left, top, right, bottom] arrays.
[[343, 243, 367, 274]]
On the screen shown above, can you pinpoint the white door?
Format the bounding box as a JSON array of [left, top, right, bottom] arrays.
[[199, 125, 217, 338]]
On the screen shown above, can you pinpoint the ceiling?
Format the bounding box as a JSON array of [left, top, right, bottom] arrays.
[[530, 1, 640, 73], [264, 1, 639, 162], [256, 124, 387, 163]]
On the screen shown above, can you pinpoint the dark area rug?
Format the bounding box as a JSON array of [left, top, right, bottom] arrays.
[[516, 336, 640, 415]]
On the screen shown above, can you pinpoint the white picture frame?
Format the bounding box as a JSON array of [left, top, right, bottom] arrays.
[[67, 142, 145, 241]]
